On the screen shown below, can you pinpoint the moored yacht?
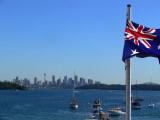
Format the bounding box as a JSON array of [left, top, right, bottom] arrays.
[[85, 99, 110, 120], [108, 107, 126, 116], [132, 100, 141, 109], [148, 101, 154, 107]]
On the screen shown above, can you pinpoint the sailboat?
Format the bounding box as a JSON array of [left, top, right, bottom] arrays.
[[132, 80, 141, 109], [134, 80, 143, 101], [69, 72, 78, 109], [148, 80, 154, 107]]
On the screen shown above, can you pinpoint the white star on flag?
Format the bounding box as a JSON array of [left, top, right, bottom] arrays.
[[131, 49, 139, 56], [158, 45, 160, 50]]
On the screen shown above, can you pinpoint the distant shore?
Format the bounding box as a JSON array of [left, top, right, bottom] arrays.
[[1, 82, 159, 91], [76, 83, 160, 91]]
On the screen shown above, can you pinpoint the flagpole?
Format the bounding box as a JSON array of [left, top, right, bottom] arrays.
[[125, 4, 131, 120]]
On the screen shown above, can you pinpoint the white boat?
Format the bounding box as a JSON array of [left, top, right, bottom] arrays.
[[85, 100, 110, 120], [91, 100, 103, 118], [69, 72, 78, 109], [148, 102, 154, 107], [108, 107, 126, 116]]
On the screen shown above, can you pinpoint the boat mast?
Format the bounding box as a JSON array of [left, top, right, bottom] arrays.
[[150, 78, 152, 99], [136, 80, 137, 98], [73, 71, 75, 100]]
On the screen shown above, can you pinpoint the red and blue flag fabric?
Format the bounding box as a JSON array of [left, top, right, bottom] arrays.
[[122, 20, 160, 62]]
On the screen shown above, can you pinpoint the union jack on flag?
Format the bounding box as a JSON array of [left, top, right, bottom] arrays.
[[122, 20, 160, 62]]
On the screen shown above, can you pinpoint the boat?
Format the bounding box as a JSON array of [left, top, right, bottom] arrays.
[[70, 96, 78, 109], [85, 99, 110, 120], [108, 107, 126, 116], [91, 100, 103, 118], [69, 72, 78, 109], [131, 80, 142, 109], [148, 101, 154, 107], [134, 97, 143, 101], [132, 100, 141, 109]]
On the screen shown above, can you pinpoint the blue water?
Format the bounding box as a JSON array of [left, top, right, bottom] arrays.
[[0, 89, 159, 120]]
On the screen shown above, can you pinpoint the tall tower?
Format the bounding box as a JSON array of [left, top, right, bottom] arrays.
[[44, 73, 46, 82]]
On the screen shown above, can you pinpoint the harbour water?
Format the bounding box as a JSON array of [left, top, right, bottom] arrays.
[[0, 89, 160, 120]]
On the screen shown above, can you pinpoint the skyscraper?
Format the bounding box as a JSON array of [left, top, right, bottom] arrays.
[[44, 73, 46, 82], [88, 79, 94, 85], [57, 78, 61, 86], [52, 75, 56, 85], [34, 77, 37, 85], [80, 77, 84, 86], [74, 75, 78, 86], [63, 75, 68, 85], [68, 78, 73, 85]]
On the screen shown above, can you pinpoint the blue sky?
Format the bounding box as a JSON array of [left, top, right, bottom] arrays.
[[0, 0, 160, 84]]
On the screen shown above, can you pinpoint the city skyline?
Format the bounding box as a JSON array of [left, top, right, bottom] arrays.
[[0, 0, 160, 85], [11, 74, 97, 84], [1, 73, 97, 83], [10, 74, 101, 88]]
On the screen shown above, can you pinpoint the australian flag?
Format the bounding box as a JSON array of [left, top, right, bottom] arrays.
[[122, 20, 160, 62]]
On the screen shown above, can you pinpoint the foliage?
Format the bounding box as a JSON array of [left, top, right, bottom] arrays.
[[0, 82, 28, 90], [76, 84, 160, 91]]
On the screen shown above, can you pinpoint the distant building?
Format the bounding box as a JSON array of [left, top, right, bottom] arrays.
[[68, 78, 73, 85], [95, 81, 101, 84], [13, 76, 22, 85], [16, 76, 19, 83], [80, 77, 85, 86], [44, 73, 46, 82], [57, 78, 61, 86], [16, 76, 19, 81], [74, 75, 78, 86], [45, 80, 50, 86], [52, 75, 56, 85], [88, 79, 94, 85], [23, 78, 30, 87], [80, 78, 83, 86], [37, 81, 42, 86], [34, 77, 38, 85], [19, 79, 23, 85], [63, 75, 68, 85], [83, 78, 87, 85]]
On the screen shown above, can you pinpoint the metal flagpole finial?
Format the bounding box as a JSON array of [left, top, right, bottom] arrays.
[[127, 5, 131, 21], [127, 4, 131, 7]]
